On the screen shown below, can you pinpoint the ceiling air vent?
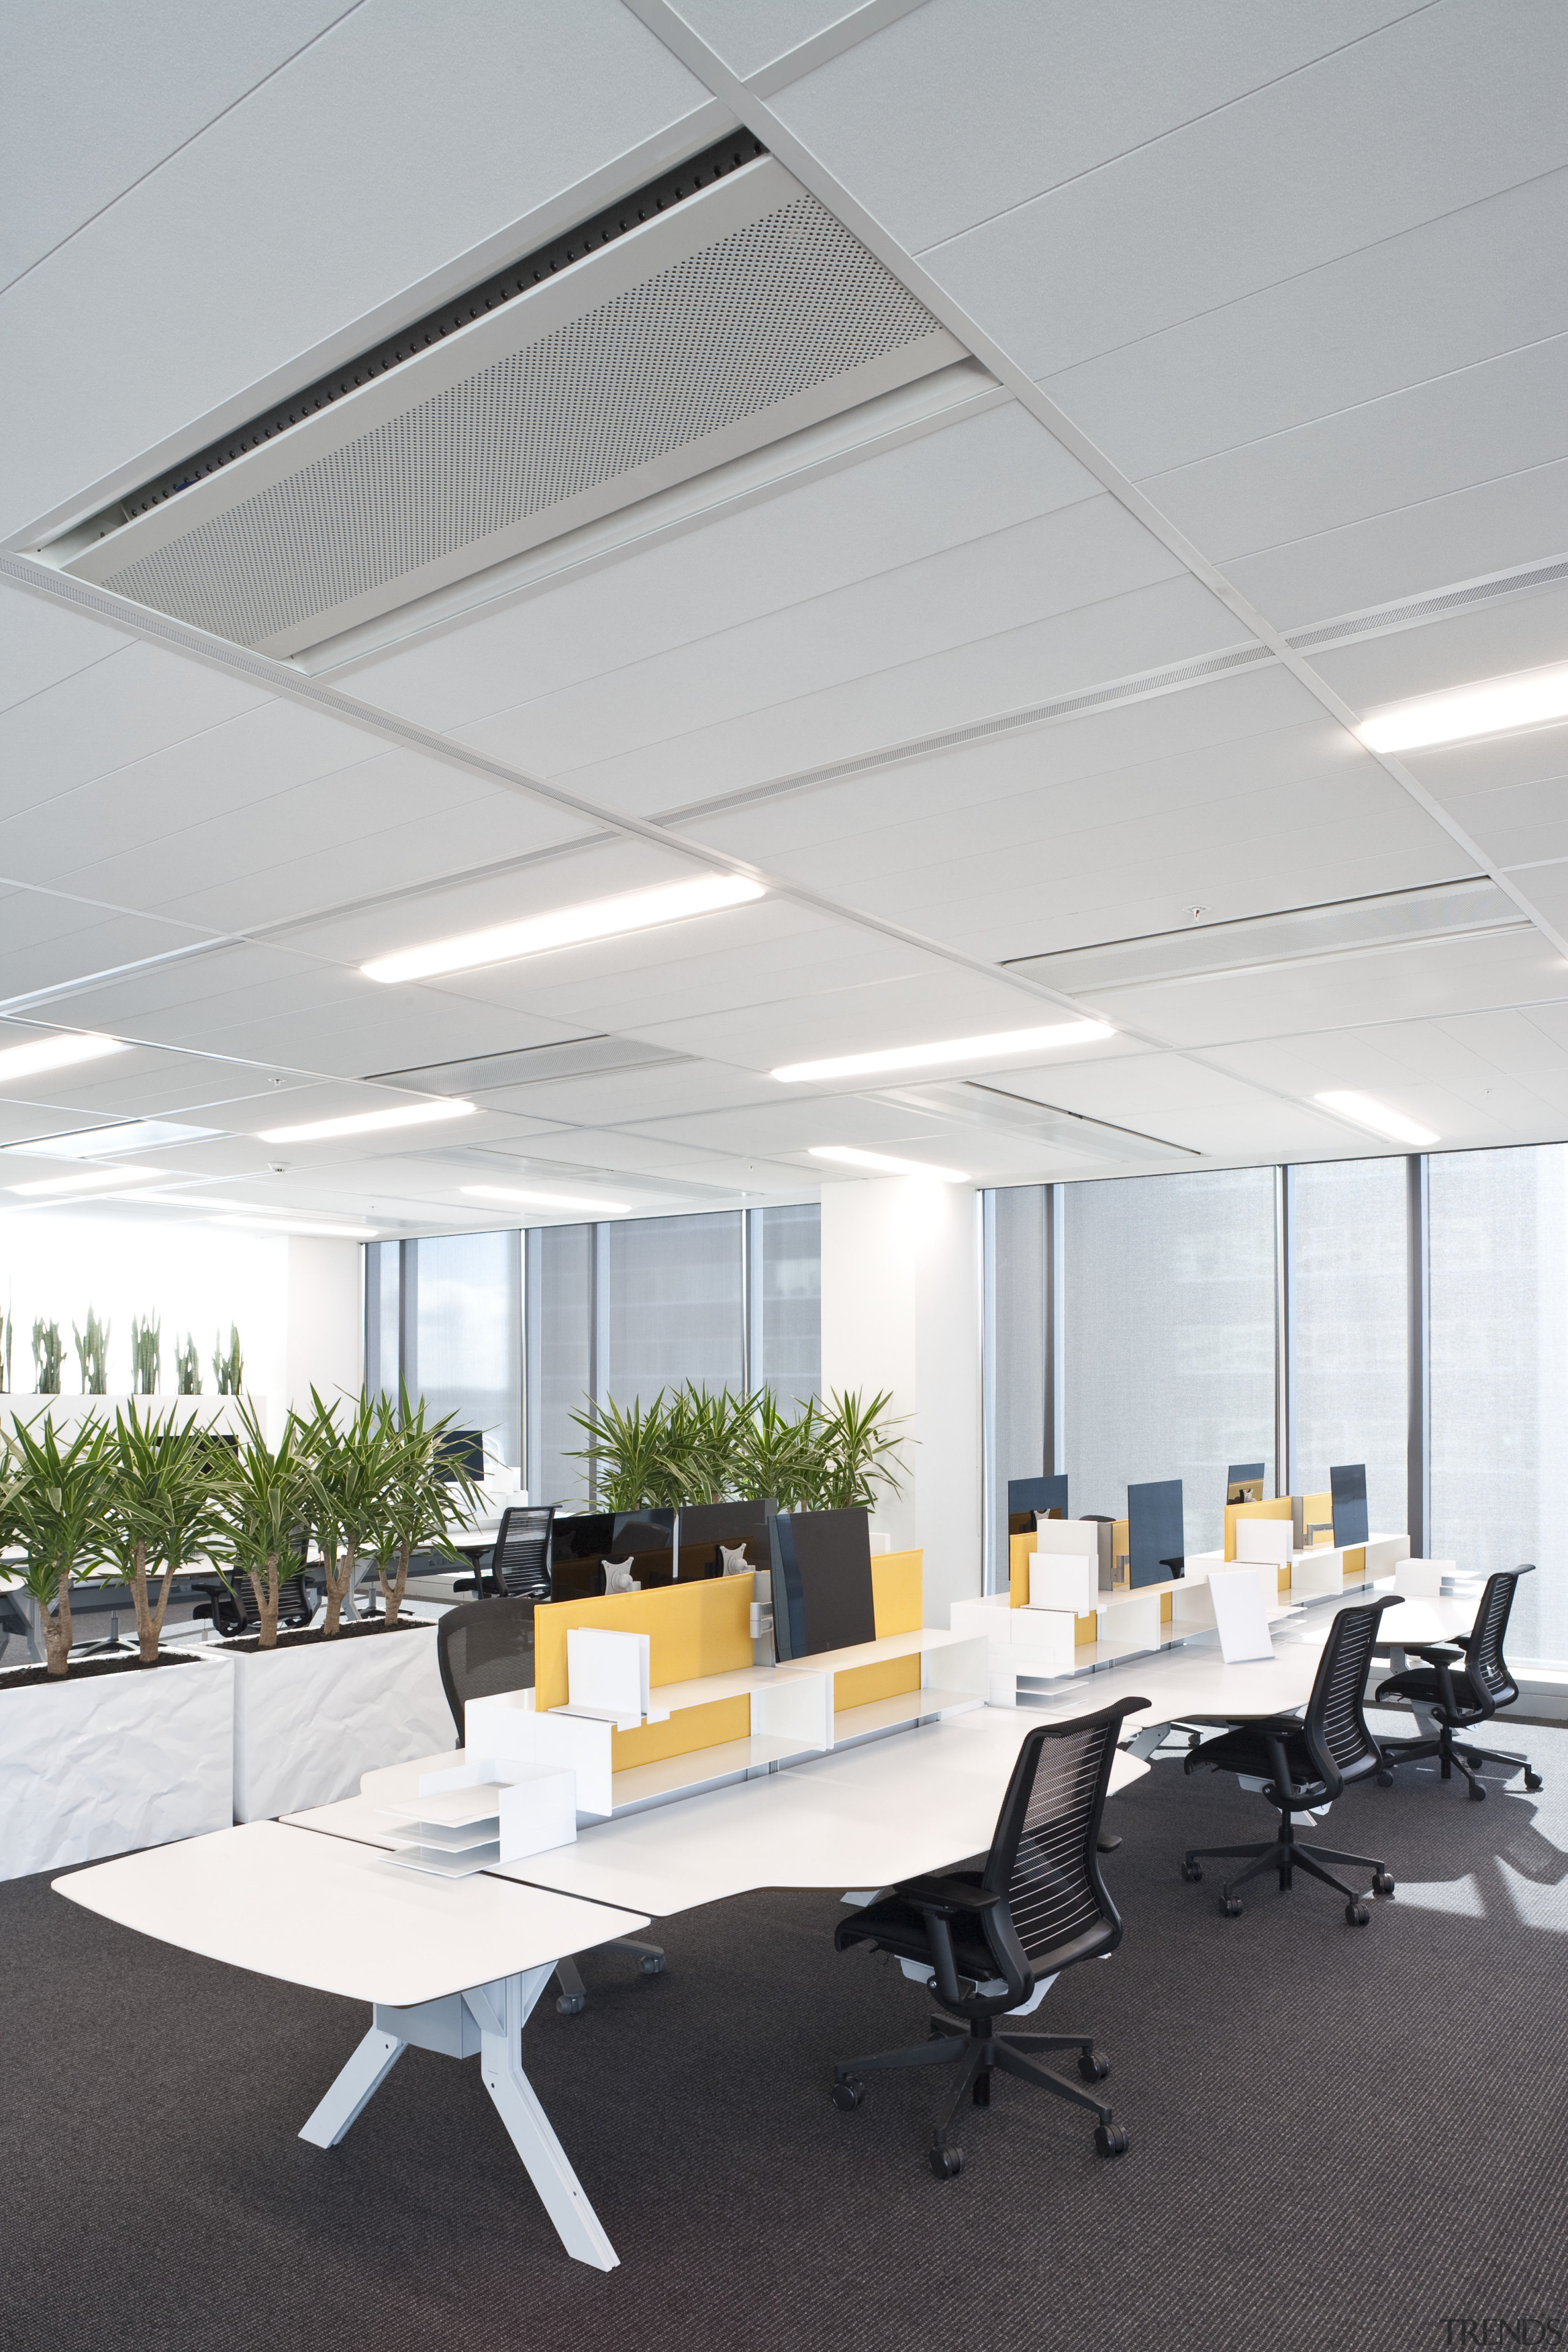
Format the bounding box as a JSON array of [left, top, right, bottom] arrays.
[[54, 141, 963, 657]]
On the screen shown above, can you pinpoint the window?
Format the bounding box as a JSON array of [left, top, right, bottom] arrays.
[[752, 1202, 821, 1410], [532, 1223, 593, 1510], [404, 1231, 522, 1474], [983, 1185, 1052, 1590], [1061, 1168, 1276, 1558], [1430, 1146, 1568, 1665], [605, 1213, 744, 1404], [363, 1240, 399, 1400], [1289, 1157, 1408, 1539]]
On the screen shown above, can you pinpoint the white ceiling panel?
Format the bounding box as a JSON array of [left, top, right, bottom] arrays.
[[1, 0, 715, 538], [551, 573, 1245, 816], [345, 401, 1098, 729], [1039, 168, 1568, 484], [0, 641, 271, 819], [1224, 454, 1568, 633], [914, 1, 1568, 381], [1399, 734, 1568, 870], [469, 1060, 777, 1128], [1310, 579, 1568, 710], [0, 902, 211, 1001], [0, 579, 134, 714], [666, 0, 891, 80], [1499, 859, 1568, 941], [451, 489, 1183, 781], [772, 0, 1415, 258]]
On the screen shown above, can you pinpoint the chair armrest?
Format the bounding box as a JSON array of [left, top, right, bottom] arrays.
[[902, 1877, 1006, 1915], [1411, 1644, 1462, 1663]]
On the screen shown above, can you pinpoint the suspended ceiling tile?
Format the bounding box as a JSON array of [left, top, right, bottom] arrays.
[[616, 1096, 979, 1158], [1308, 578, 1568, 711], [1, 0, 717, 539], [468, 1060, 777, 1127], [0, 578, 134, 714], [0, 641, 273, 818], [0, 907, 214, 1003], [913, 3, 1568, 380], [628, 965, 1096, 1071], [1498, 859, 1568, 941], [1039, 168, 1568, 483]]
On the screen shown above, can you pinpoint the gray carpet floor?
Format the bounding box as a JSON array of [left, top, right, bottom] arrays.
[[5, 1727, 1567, 2352]]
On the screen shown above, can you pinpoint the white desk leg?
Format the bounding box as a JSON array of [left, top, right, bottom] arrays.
[[467, 1967, 620, 2274], [298, 2026, 407, 2147]]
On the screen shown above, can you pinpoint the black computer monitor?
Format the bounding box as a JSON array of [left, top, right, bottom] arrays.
[[676, 1499, 776, 1581], [769, 1509, 877, 1660], [548, 1509, 676, 1599], [1330, 1463, 1369, 1547], [1226, 1461, 1266, 1506], [1127, 1478, 1184, 1585], [1006, 1472, 1069, 1537], [435, 1429, 484, 1482]]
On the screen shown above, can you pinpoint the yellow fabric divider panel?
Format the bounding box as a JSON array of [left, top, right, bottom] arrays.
[[1224, 1496, 1293, 1562], [609, 1695, 753, 1771], [534, 1578, 756, 1770], [1074, 1611, 1098, 1646], [1343, 1547, 1366, 1580], [1302, 1491, 1333, 1544], [838, 1549, 923, 1711], [1009, 1530, 1033, 1607]]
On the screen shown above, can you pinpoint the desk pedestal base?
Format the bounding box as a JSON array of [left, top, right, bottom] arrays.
[[299, 1965, 619, 2271]]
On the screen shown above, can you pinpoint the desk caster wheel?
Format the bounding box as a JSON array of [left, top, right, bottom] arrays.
[[1078, 2050, 1110, 2083], [556, 1994, 586, 2016], [1095, 2125, 1129, 2158], [1345, 1902, 1371, 1926], [831, 2080, 864, 2112], [1525, 1770, 1544, 1792], [639, 1955, 665, 1975], [1221, 1896, 1243, 1918], [929, 2144, 963, 2179], [1468, 1781, 1487, 1803], [1182, 1861, 1203, 1882], [1373, 1870, 1395, 1897], [1376, 1768, 1395, 1787]]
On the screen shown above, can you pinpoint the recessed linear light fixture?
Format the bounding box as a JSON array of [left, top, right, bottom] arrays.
[[772, 1020, 1112, 1084], [810, 1146, 970, 1182], [0, 1031, 129, 1086], [462, 1183, 631, 1215], [9, 1166, 174, 1197], [1359, 662, 1568, 753], [209, 1216, 381, 1239], [361, 875, 766, 985], [1314, 1091, 1439, 1147], [257, 1100, 476, 1144]]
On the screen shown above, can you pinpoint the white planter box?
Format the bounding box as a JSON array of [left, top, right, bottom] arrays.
[[0, 1650, 233, 1882], [230, 1623, 452, 1822]]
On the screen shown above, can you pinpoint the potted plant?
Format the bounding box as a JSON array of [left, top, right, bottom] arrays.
[[130, 1314, 161, 1397], [219, 1395, 450, 1822], [366, 1391, 483, 1626], [303, 1387, 397, 1633], [32, 1317, 62, 1395], [74, 1308, 110, 1395], [0, 1413, 233, 1880], [99, 1405, 225, 1665], [213, 1324, 243, 1395], [175, 1334, 201, 1395]]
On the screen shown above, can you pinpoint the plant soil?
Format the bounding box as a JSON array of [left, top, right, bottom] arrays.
[[221, 1616, 433, 1657], [0, 1649, 200, 1694]]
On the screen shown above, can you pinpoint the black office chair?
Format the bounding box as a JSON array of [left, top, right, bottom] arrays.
[[454, 1505, 555, 1600], [831, 1695, 1146, 2178], [435, 1598, 665, 2017], [1375, 1566, 1543, 1801], [192, 1571, 315, 1637], [1180, 1596, 1399, 1924]]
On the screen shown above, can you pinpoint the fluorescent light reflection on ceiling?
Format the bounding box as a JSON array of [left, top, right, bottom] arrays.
[[0, 1031, 129, 1086], [462, 1183, 631, 1215], [9, 1166, 174, 1198], [810, 1146, 970, 1182], [258, 1100, 476, 1144], [1314, 1091, 1439, 1147], [772, 1021, 1112, 1084], [362, 874, 766, 984], [1359, 662, 1568, 753]]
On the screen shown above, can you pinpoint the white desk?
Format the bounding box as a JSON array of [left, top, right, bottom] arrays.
[[56, 1820, 648, 2272]]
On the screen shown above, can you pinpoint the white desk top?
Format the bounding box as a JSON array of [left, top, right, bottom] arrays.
[[54, 1820, 648, 2007], [290, 1707, 1148, 1919]]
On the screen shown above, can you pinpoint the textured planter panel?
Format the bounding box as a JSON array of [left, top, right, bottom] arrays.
[[0, 1654, 233, 1882], [231, 1627, 451, 1822]]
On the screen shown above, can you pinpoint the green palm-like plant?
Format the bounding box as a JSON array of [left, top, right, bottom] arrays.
[[4, 1415, 111, 1677], [367, 1390, 481, 1626], [737, 1390, 821, 1511], [99, 1406, 228, 1664], [813, 1387, 907, 1512], [566, 1392, 673, 1509], [303, 1388, 400, 1636], [216, 1400, 315, 1648]]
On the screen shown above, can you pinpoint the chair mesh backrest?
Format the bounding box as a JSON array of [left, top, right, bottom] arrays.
[[437, 1597, 536, 1741], [1306, 1600, 1388, 1776], [1466, 1570, 1522, 1705], [235, 1573, 310, 1626], [495, 1507, 554, 1598], [984, 1714, 1119, 1962]]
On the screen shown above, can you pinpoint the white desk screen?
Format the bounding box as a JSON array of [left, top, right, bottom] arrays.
[[1207, 1568, 1275, 1664]]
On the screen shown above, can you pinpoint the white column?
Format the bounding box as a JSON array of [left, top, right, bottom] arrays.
[[818, 1178, 981, 1624], [285, 1238, 364, 1415]]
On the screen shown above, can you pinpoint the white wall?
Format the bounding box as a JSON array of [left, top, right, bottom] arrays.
[[819, 1178, 981, 1624], [285, 1237, 363, 1417]]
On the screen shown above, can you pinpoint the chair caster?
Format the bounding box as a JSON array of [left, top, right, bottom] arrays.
[[1078, 2049, 1111, 2083], [556, 1994, 587, 2016], [639, 1955, 665, 1975], [1376, 1768, 1395, 1787], [1468, 1781, 1487, 1803], [1220, 1896, 1243, 1917], [1182, 1861, 1203, 1882], [1525, 1770, 1544, 1792], [1095, 2124, 1129, 2158], [1373, 1870, 1396, 1897], [929, 2143, 964, 2178], [831, 2079, 864, 2112], [1345, 1902, 1371, 1927]]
